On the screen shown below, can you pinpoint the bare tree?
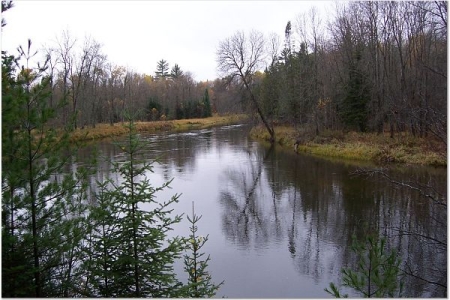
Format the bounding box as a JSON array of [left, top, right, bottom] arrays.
[[297, 6, 326, 134], [211, 76, 242, 114], [75, 37, 105, 128], [55, 30, 76, 127], [105, 64, 126, 125], [267, 32, 281, 68], [217, 30, 274, 142]]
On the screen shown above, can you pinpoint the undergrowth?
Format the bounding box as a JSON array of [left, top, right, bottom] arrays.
[[249, 125, 446, 167]]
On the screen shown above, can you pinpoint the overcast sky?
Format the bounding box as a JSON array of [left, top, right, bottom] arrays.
[[2, 1, 335, 82]]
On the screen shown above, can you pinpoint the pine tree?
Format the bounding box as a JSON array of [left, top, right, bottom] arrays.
[[82, 116, 185, 297], [2, 49, 36, 295], [2, 39, 91, 297], [325, 233, 403, 298], [202, 88, 212, 118], [339, 48, 370, 132], [155, 59, 170, 80], [171, 63, 184, 79], [183, 202, 223, 297], [79, 180, 120, 297]]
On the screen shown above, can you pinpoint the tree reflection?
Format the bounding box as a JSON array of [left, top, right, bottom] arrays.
[[69, 126, 445, 297], [219, 143, 446, 297], [354, 168, 447, 297], [219, 144, 273, 249], [290, 158, 446, 296]]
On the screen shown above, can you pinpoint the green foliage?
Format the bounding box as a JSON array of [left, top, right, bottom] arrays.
[[147, 97, 163, 121], [2, 40, 91, 297], [202, 88, 212, 118], [182, 203, 224, 297], [171, 63, 184, 79], [1, 0, 14, 27], [339, 49, 370, 132], [2, 24, 221, 297], [259, 41, 316, 126], [81, 116, 186, 297], [155, 59, 170, 79], [260, 65, 280, 120], [326, 282, 348, 298], [325, 233, 403, 298], [176, 98, 210, 120], [80, 180, 120, 297]]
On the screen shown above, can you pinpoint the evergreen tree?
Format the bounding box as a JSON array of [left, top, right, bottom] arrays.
[[2, 39, 90, 297], [339, 49, 370, 132], [147, 96, 162, 121], [170, 63, 184, 79], [155, 59, 170, 80], [82, 116, 185, 297], [112, 118, 184, 297], [325, 233, 403, 298], [202, 88, 212, 118], [1, 0, 13, 28], [2, 45, 34, 297], [260, 64, 281, 121], [79, 180, 121, 297], [182, 202, 223, 297]]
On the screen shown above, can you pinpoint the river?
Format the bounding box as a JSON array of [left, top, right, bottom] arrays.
[[77, 123, 447, 298]]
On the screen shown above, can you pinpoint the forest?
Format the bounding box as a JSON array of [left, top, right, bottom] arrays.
[[3, 2, 447, 141], [5, 1, 445, 141], [217, 1, 447, 143], [1, 0, 447, 298]]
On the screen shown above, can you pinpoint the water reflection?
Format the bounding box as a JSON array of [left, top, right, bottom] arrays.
[[76, 125, 446, 298], [218, 140, 446, 297], [219, 144, 274, 250]]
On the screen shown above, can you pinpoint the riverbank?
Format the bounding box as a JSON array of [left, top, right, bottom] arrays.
[[249, 125, 446, 167], [69, 114, 249, 142]]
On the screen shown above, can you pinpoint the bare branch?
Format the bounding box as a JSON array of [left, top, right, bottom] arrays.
[[353, 168, 446, 206], [401, 263, 447, 289], [216, 30, 274, 141]]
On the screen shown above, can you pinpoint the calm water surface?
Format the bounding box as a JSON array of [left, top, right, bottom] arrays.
[[79, 124, 447, 298]]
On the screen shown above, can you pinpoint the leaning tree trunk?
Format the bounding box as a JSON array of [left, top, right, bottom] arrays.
[[241, 75, 275, 143]]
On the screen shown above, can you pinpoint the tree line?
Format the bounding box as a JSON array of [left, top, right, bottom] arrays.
[[44, 32, 215, 129], [217, 1, 447, 143], [3, 2, 446, 142], [13, 32, 217, 130]]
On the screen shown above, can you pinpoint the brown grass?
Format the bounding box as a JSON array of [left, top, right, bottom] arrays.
[[249, 125, 446, 167], [69, 114, 248, 142]]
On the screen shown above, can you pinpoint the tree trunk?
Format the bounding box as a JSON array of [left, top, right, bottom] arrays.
[[241, 75, 275, 143]]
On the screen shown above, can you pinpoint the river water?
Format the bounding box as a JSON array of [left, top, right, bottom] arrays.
[[78, 124, 447, 298]]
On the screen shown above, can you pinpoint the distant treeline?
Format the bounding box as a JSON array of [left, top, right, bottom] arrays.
[[41, 39, 215, 128], [9, 1, 446, 142]]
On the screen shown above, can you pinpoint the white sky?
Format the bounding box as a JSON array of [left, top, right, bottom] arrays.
[[1, 0, 335, 82]]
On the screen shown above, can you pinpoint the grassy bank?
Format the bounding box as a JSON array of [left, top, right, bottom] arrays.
[[69, 114, 248, 142], [249, 125, 446, 167]]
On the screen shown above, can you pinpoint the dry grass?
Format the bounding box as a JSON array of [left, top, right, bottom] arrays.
[[69, 114, 248, 142], [249, 125, 446, 167]]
